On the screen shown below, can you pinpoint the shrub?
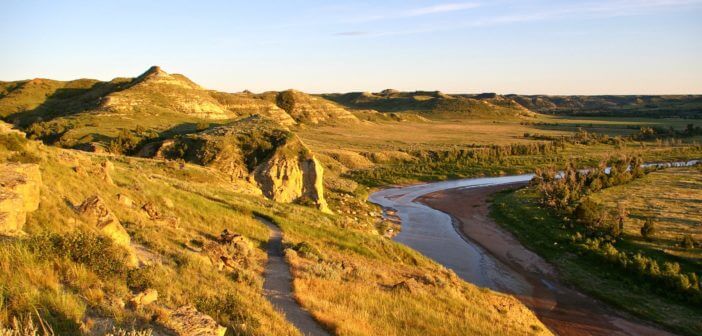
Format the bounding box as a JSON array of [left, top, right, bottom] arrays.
[[28, 231, 130, 278], [291, 241, 324, 261], [0, 134, 27, 152], [195, 122, 209, 132], [126, 267, 155, 292], [640, 219, 657, 240], [680, 234, 696, 249]]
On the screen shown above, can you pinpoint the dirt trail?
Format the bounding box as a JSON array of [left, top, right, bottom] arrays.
[[419, 183, 675, 336], [258, 216, 330, 336]]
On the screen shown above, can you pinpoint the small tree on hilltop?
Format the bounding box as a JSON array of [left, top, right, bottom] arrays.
[[641, 218, 657, 241]]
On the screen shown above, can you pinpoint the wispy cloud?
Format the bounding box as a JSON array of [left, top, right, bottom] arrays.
[[350, 2, 481, 22], [404, 3, 482, 17], [334, 31, 370, 36], [336, 0, 702, 37]]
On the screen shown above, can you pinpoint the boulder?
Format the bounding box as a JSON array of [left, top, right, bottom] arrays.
[[116, 193, 134, 207], [76, 196, 138, 267], [166, 305, 227, 336], [0, 163, 42, 235], [141, 202, 162, 220], [129, 289, 158, 307], [205, 230, 253, 271]]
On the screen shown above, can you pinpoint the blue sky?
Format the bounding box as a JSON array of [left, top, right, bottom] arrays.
[[1, 0, 701, 94]]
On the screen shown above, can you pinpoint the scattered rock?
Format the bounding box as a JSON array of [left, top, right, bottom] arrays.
[[0, 163, 42, 235], [141, 201, 179, 227], [204, 230, 253, 271], [129, 288, 158, 307], [117, 194, 134, 207], [391, 278, 421, 294], [141, 202, 162, 220], [165, 305, 227, 336], [76, 195, 138, 266]]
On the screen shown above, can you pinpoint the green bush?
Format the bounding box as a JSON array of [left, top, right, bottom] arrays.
[[292, 241, 324, 261], [641, 218, 657, 240], [28, 231, 130, 278], [0, 134, 27, 152], [681, 234, 697, 249]]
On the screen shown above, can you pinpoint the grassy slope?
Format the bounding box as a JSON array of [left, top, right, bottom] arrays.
[[490, 185, 702, 336], [1, 135, 550, 335], [587, 167, 702, 263]]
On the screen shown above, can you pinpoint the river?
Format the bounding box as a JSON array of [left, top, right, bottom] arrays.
[[368, 161, 699, 335]]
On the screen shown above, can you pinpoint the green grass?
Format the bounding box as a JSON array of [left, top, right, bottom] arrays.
[[491, 187, 702, 336], [1, 131, 551, 335]]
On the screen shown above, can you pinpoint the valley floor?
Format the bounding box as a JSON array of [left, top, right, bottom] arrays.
[[420, 184, 673, 336]]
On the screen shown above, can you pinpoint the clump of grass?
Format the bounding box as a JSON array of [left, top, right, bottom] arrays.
[[27, 231, 130, 278], [0, 312, 54, 336]]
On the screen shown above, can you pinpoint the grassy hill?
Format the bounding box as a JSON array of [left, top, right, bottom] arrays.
[[324, 90, 536, 119], [507, 94, 702, 118], [0, 67, 359, 152], [0, 121, 551, 335]]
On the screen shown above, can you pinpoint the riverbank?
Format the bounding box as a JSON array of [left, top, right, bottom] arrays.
[[418, 184, 674, 336]]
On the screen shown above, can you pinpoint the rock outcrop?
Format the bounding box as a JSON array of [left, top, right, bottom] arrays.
[[76, 195, 138, 266], [0, 163, 42, 235], [165, 305, 227, 336], [254, 139, 330, 213], [145, 116, 331, 212]]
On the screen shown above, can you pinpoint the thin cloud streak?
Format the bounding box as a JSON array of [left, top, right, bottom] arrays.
[[338, 0, 702, 38], [349, 2, 481, 23]]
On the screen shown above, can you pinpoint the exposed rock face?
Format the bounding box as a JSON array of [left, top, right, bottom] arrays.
[[100, 66, 232, 120], [76, 196, 139, 266], [276, 89, 357, 124], [147, 116, 331, 212], [255, 145, 330, 213], [77, 196, 130, 245], [166, 305, 227, 336], [0, 163, 42, 235]]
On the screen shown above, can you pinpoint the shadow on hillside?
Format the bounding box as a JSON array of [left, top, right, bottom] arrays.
[[5, 80, 130, 127]]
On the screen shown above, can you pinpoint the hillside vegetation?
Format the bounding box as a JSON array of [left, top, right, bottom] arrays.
[[0, 93, 551, 335], [2, 67, 702, 336], [491, 162, 702, 335]]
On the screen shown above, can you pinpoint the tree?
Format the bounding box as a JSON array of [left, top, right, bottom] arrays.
[[641, 218, 657, 241], [681, 234, 696, 249], [616, 202, 628, 236], [573, 198, 606, 231]]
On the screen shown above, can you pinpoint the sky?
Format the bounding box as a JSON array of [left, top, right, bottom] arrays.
[[1, 0, 701, 95]]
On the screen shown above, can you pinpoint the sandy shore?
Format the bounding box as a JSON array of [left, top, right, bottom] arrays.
[[418, 183, 674, 336]]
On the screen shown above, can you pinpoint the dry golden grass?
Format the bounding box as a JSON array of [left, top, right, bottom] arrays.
[[2, 137, 550, 335], [589, 166, 702, 262]]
